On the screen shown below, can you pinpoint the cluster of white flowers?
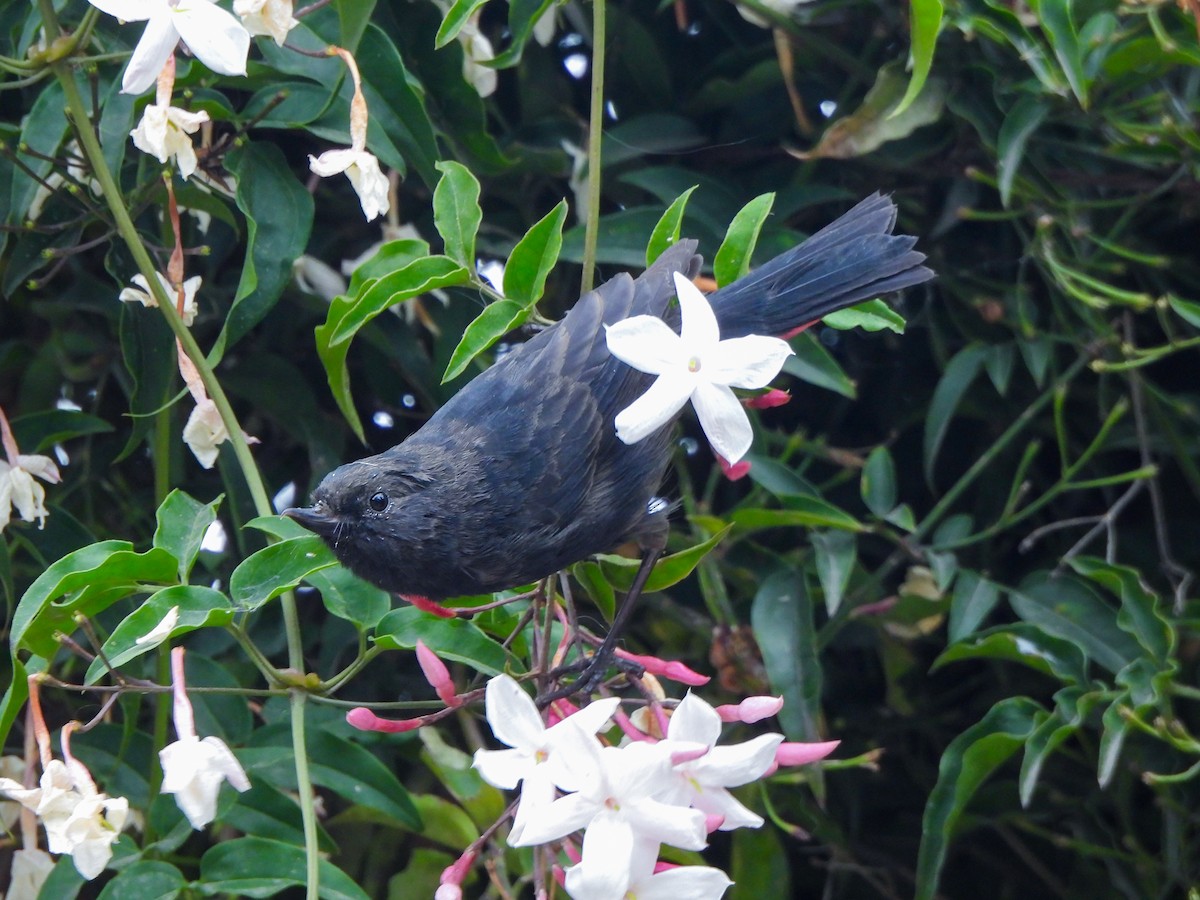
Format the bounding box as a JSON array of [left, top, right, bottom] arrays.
[[471, 675, 837, 900], [0, 648, 249, 884], [0, 727, 129, 880], [607, 272, 794, 464]]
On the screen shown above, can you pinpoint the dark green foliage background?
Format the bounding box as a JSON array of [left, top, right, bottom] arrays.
[[2, 0, 1200, 896]]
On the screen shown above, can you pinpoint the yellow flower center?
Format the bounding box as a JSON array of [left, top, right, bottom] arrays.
[[687, 356, 701, 373]]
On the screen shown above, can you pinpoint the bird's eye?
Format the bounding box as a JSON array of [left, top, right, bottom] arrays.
[[368, 491, 388, 512]]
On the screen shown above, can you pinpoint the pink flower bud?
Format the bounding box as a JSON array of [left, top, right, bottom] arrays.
[[416, 640, 460, 708], [437, 850, 475, 898], [716, 695, 784, 724], [704, 813, 726, 833], [346, 707, 425, 733], [743, 388, 791, 409], [403, 594, 456, 619], [546, 697, 580, 726], [716, 454, 752, 481], [774, 740, 840, 767], [615, 650, 710, 686]]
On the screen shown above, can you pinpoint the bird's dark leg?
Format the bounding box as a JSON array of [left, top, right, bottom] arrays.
[[537, 547, 662, 707]]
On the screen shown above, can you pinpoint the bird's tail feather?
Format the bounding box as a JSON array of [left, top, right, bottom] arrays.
[[708, 193, 933, 338]]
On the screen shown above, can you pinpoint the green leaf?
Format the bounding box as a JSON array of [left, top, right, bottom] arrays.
[[795, 62, 946, 160], [87, 585, 234, 682], [810, 529, 856, 616], [316, 255, 470, 439], [433, 160, 483, 267], [96, 860, 185, 900], [229, 536, 337, 611], [11, 542, 179, 658], [435, 0, 490, 47], [572, 559, 616, 621], [1030, 0, 1088, 106], [751, 568, 823, 743], [219, 142, 315, 354], [1010, 572, 1140, 674], [646, 185, 698, 267], [996, 96, 1049, 207], [893, 0, 944, 118], [248, 724, 421, 828], [9, 79, 67, 227], [915, 697, 1044, 900], [198, 837, 370, 900], [118, 302, 177, 460], [714, 192, 775, 287], [334, 0, 376, 50], [222, 780, 333, 851], [490, 0, 559, 68], [732, 499, 864, 535], [731, 827, 791, 900], [374, 607, 508, 675], [1168, 295, 1200, 329], [153, 490, 223, 581], [304, 565, 391, 630], [9, 409, 114, 453], [503, 199, 568, 305], [934, 623, 1088, 684], [595, 525, 732, 594], [947, 570, 1001, 642], [924, 343, 987, 484], [1019, 687, 1101, 806], [861, 446, 898, 517], [1097, 695, 1129, 788], [784, 333, 856, 398], [822, 298, 907, 333], [1068, 557, 1173, 663], [442, 299, 528, 383]]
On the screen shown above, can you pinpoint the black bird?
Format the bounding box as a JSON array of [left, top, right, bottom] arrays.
[[286, 194, 933, 690]]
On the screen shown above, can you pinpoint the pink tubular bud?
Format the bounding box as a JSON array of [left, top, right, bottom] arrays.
[[615, 650, 710, 686], [774, 740, 840, 767], [743, 388, 791, 409], [403, 595, 456, 619], [716, 695, 784, 724], [346, 707, 426, 733], [437, 850, 475, 898], [704, 813, 726, 833], [416, 640, 460, 708], [716, 454, 752, 481]]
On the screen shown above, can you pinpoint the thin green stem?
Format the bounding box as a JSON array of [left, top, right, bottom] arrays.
[[579, 0, 606, 295], [290, 689, 320, 900]]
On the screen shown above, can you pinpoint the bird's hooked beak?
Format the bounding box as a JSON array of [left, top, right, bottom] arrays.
[[283, 503, 338, 539]]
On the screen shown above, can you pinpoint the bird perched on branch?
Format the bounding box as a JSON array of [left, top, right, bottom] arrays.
[[286, 193, 933, 693]]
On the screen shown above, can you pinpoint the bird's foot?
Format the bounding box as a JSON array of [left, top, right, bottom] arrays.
[[535, 652, 645, 708]]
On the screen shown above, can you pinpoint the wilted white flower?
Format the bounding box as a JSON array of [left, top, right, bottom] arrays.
[[736, 0, 811, 27], [605, 272, 793, 463], [119, 271, 201, 326], [87, 0, 251, 95], [182, 399, 228, 470], [131, 103, 210, 179], [233, 0, 297, 45], [0, 454, 61, 531], [160, 647, 251, 829]]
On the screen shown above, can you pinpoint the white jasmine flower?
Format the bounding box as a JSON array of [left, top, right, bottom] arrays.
[[473, 675, 620, 845], [605, 272, 794, 463], [87, 0, 251, 95], [130, 102, 211, 178], [509, 721, 708, 855], [135, 605, 180, 647], [457, 18, 497, 97], [565, 839, 732, 900], [6, 848, 56, 900], [307, 50, 391, 221], [182, 399, 228, 469], [0, 755, 25, 830], [233, 0, 297, 45], [0, 754, 128, 880], [160, 647, 250, 829], [532, 4, 558, 46], [0, 454, 61, 531], [119, 271, 201, 326], [736, 0, 811, 28], [293, 255, 348, 301], [662, 692, 785, 829]]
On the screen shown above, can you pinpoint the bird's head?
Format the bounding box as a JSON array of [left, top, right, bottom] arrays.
[[283, 454, 435, 592]]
